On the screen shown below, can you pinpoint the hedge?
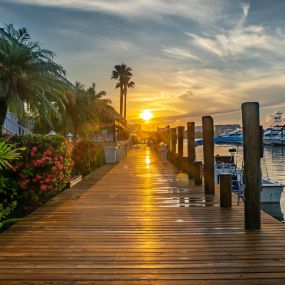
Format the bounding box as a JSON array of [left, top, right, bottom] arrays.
[[0, 135, 73, 230], [73, 140, 105, 176], [0, 135, 106, 231]]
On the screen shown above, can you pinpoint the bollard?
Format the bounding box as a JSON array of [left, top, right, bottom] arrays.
[[220, 174, 232, 208], [193, 161, 202, 185], [177, 126, 184, 158], [170, 128, 177, 163], [202, 116, 215, 194], [242, 102, 262, 230], [177, 126, 185, 169], [166, 126, 171, 153], [187, 122, 196, 163]]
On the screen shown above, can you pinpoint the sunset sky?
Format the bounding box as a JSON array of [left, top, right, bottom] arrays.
[[1, 0, 285, 128]]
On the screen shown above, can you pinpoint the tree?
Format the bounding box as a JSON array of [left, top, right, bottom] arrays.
[[111, 63, 135, 118], [0, 24, 65, 135], [123, 76, 135, 119], [60, 82, 113, 138]]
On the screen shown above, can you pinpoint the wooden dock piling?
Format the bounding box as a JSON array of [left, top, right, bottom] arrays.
[[193, 161, 202, 185], [187, 122, 195, 163], [170, 128, 177, 163], [177, 126, 184, 158], [242, 102, 262, 230], [202, 116, 215, 194], [220, 174, 232, 208], [166, 126, 171, 152]]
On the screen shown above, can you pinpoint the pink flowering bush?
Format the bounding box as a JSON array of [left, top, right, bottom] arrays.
[[2, 135, 73, 216]]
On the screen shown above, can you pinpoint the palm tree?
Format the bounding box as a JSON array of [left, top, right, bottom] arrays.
[[60, 82, 113, 137], [0, 140, 22, 169], [0, 24, 65, 135], [111, 63, 135, 118], [123, 76, 135, 119]]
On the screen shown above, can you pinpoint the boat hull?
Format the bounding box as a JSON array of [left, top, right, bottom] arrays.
[[214, 136, 243, 144], [261, 179, 284, 203]]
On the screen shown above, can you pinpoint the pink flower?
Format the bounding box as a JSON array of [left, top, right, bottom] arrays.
[[45, 178, 50, 183], [40, 184, 47, 191], [19, 183, 26, 189], [51, 166, 57, 173], [46, 149, 53, 156], [36, 175, 42, 180], [31, 146, 37, 153]]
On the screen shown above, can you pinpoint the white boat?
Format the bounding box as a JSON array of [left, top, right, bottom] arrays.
[[215, 129, 243, 144], [214, 156, 284, 203], [261, 178, 284, 203], [271, 133, 285, 146], [263, 128, 283, 145], [263, 112, 285, 145]]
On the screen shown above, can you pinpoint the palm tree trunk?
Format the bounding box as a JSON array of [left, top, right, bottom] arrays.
[[124, 92, 127, 119], [0, 98, 8, 136], [120, 87, 123, 116]]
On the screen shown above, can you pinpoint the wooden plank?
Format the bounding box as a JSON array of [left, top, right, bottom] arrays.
[[0, 148, 285, 284]]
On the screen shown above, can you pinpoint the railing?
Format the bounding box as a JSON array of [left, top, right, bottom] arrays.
[[2, 112, 32, 135]]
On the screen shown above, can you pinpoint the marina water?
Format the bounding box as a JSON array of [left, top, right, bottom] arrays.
[[183, 141, 285, 222]]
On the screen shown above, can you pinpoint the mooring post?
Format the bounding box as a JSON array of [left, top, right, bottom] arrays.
[[170, 128, 177, 163], [202, 116, 215, 194], [242, 102, 262, 230], [193, 161, 202, 185], [166, 126, 171, 152], [187, 122, 196, 163], [177, 126, 184, 158], [220, 174, 232, 208], [177, 126, 185, 170]]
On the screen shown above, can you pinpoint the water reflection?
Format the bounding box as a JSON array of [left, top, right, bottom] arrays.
[[145, 150, 151, 169]]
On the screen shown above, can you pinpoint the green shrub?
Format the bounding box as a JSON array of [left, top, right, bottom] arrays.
[[0, 135, 73, 227], [73, 140, 105, 176]]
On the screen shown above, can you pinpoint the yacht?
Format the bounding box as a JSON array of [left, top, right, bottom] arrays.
[[214, 156, 284, 203], [263, 128, 283, 145], [263, 112, 285, 145], [271, 130, 285, 146], [214, 129, 243, 144]]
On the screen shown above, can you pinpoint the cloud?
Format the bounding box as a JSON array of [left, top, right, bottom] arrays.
[[161, 47, 203, 62], [3, 0, 285, 127], [5, 0, 226, 24], [186, 2, 285, 59]]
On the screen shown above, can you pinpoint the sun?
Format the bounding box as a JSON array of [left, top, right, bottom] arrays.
[[140, 110, 153, 122]]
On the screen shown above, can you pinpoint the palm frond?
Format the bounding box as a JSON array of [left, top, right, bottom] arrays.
[[0, 140, 22, 170]]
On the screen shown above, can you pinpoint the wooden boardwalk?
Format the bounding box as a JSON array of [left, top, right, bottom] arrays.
[[1, 147, 285, 284]]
